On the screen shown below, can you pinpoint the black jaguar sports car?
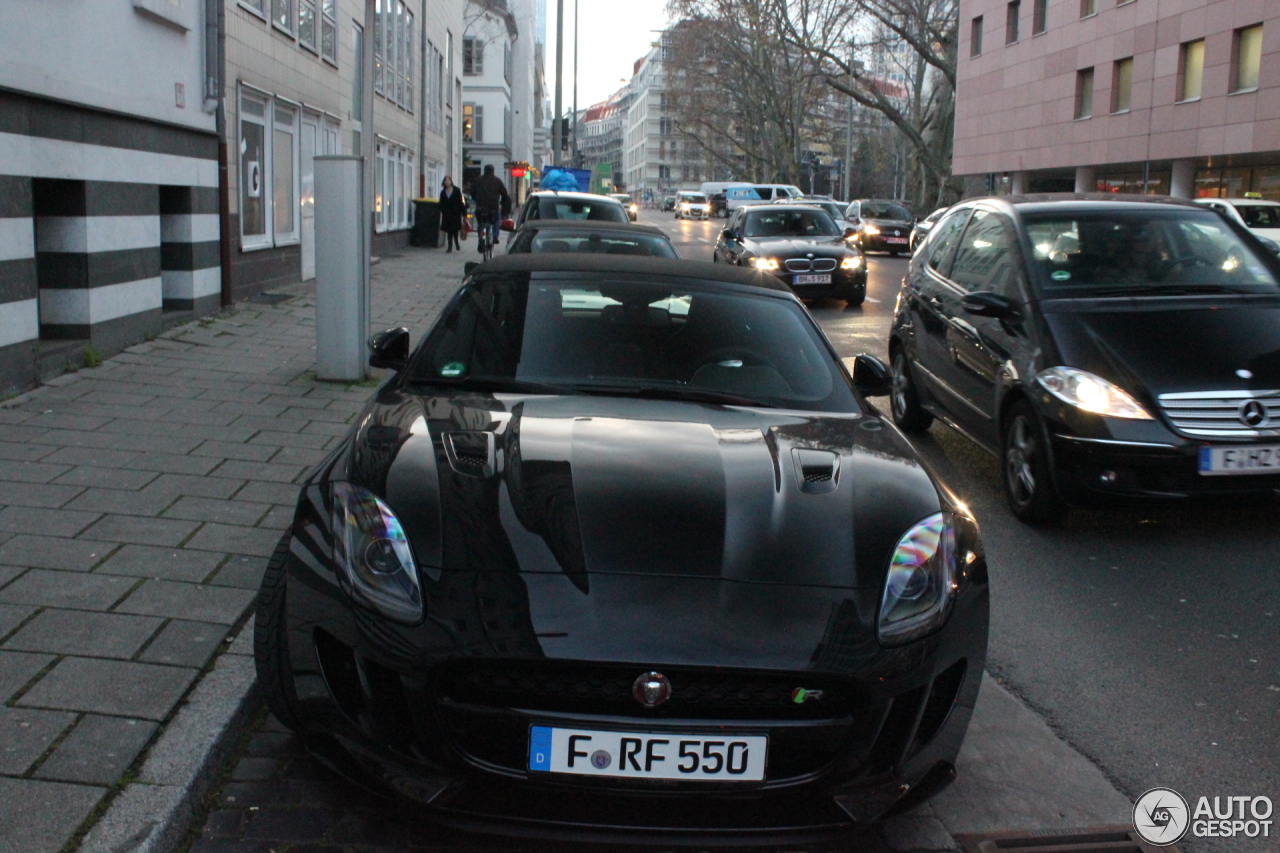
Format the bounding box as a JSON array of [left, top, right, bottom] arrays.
[[255, 255, 988, 843]]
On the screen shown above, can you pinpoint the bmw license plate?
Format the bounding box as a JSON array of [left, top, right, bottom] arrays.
[[793, 273, 832, 285], [528, 725, 767, 781], [1199, 444, 1280, 475]]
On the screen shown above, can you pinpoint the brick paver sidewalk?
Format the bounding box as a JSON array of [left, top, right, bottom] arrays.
[[0, 245, 468, 853]]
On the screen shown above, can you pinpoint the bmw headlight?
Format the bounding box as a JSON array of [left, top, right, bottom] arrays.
[[862, 224, 880, 236], [753, 257, 780, 271], [331, 483, 423, 623], [841, 256, 863, 270], [879, 512, 957, 646], [1035, 366, 1152, 420]]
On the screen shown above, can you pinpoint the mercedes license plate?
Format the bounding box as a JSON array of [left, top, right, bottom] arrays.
[[793, 273, 832, 285], [528, 725, 767, 781], [1199, 444, 1280, 475]]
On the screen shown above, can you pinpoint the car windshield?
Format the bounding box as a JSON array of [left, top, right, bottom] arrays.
[[743, 209, 840, 238], [407, 274, 858, 411], [1023, 210, 1280, 293], [681, 194, 708, 204], [809, 202, 845, 221], [862, 202, 912, 221], [537, 198, 629, 222], [1234, 204, 1280, 228], [517, 230, 678, 258]]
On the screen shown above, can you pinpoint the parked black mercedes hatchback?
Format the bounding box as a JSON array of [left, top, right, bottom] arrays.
[[888, 194, 1280, 523]]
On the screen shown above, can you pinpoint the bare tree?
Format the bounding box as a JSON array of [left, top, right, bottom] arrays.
[[770, 0, 960, 206], [662, 2, 829, 185]]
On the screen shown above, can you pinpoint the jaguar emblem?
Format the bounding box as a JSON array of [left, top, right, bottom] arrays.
[[632, 672, 672, 708]]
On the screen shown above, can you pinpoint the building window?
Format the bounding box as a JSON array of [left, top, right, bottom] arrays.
[[1080, 0, 1096, 16], [352, 23, 364, 151], [463, 37, 482, 74], [298, 0, 316, 49], [658, 165, 671, 180], [971, 16, 984, 56], [463, 103, 481, 142], [1075, 67, 1094, 118], [374, 0, 384, 92], [1111, 57, 1133, 112], [504, 43, 511, 85], [240, 92, 269, 248], [504, 106, 511, 146], [273, 104, 298, 243], [1006, 1, 1020, 44], [1233, 25, 1263, 92], [405, 6, 414, 112], [241, 0, 265, 14], [1032, 0, 1047, 34], [238, 88, 302, 250], [659, 116, 672, 135], [1178, 39, 1204, 102], [446, 31, 454, 104], [320, 0, 336, 63], [272, 0, 292, 32]]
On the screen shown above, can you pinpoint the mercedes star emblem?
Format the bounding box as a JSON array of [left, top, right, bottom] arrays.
[[632, 671, 672, 708], [1239, 399, 1268, 428]]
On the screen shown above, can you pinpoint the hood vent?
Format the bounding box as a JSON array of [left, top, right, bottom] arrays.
[[791, 449, 840, 495], [443, 431, 496, 478]]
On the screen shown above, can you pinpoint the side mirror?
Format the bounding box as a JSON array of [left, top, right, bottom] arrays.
[[500, 218, 516, 232], [463, 261, 480, 277], [961, 291, 1016, 319], [368, 327, 410, 371], [851, 354, 893, 397], [721, 228, 735, 242]]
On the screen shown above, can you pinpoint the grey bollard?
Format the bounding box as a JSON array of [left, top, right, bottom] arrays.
[[314, 156, 367, 381]]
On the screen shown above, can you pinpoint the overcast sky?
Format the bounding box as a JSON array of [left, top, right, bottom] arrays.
[[543, 0, 671, 111]]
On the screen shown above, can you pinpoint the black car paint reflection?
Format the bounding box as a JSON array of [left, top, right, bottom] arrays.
[[267, 257, 988, 842]]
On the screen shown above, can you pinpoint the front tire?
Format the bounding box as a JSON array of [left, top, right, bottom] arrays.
[[1002, 399, 1068, 524], [255, 529, 302, 731], [889, 349, 933, 432]]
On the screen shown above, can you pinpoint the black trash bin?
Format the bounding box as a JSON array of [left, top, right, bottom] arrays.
[[411, 198, 440, 248]]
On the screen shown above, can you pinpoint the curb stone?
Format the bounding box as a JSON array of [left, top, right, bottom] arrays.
[[77, 639, 259, 853]]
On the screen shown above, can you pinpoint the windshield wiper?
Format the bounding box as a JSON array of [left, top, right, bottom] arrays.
[[1089, 284, 1250, 297], [568, 382, 774, 408]]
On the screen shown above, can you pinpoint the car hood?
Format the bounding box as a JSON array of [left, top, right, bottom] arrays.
[[864, 219, 913, 231], [749, 237, 850, 256], [339, 391, 945, 594], [1040, 295, 1280, 396]]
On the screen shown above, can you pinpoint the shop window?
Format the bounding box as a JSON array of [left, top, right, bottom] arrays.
[[273, 104, 298, 244]]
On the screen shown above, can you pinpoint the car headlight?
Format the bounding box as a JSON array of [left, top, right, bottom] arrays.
[[753, 257, 780, 270], [841, 256, 863, 270], [862, 224, 880, 236], [331, 482, 423, 623], [879, 512, 957, 646], [1035, 367, 1153, 420], [629, 204, 638, 212]]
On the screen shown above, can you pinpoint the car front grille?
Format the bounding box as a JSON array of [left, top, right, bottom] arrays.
[[812, 258, 837, 272], [1157, 390, 1280, 438], [783, 258, 838, 273]]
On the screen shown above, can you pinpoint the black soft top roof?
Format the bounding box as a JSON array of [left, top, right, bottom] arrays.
[[467, 253, 791, 293]]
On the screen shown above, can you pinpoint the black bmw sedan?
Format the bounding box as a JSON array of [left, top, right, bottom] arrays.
[[888, 194, 1280, 523], [713, 204, 868, 305], [256, 255, 988, 843]]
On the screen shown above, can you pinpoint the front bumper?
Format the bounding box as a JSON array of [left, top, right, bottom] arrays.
[[277, 537, 988, 840], [859, 233, 911, 253], [764, 267, 866, 300]]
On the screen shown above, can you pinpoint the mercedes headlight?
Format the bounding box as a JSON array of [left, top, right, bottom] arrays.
[[331, 483, 423, 623], [879, 512, 958, 646], [862, 224, 880, 235], [753, 257, 780, 270], [841, 256, 863, 270], [1035, 367, 1152, 420]]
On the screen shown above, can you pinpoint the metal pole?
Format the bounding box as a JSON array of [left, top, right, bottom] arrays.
[[213, 0, 232, 307], [360, 0, 376, 366], [572, 0, 578, 168], [553, 0, 564, 165]]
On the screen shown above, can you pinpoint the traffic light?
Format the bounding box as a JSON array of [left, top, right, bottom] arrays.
[[560, 117, 570, 150]]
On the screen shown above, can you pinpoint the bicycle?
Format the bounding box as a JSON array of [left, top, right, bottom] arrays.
[[475, 210, 500, 261]]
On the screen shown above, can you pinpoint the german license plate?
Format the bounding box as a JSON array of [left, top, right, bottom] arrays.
[[528, 725, 767, 781], [1199, 444, 1280, 475], [794, 273, 832, 285], [885, 237, 908, 244]]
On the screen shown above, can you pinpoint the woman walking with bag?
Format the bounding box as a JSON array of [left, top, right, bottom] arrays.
[[438, 176, 466, 252]]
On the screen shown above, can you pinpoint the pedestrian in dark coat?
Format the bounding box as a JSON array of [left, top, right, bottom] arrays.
[[438, 176, 466, 252]]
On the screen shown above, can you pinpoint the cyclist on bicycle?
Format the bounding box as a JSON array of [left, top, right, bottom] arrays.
[[470, 164, 511, 253]]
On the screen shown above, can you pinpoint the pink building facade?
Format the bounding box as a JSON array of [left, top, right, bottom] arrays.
[[954, 0, 1280, 199]]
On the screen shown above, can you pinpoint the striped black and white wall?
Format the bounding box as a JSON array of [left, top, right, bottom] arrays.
[[0, 90, 221, 394]]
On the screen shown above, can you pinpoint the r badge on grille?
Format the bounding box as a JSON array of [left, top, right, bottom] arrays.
[[632, 671, 672, 708]]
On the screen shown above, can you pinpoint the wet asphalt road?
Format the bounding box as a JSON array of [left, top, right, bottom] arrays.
[[649, 208, 1280, 853]]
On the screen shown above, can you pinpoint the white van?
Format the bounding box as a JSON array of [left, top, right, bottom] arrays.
[[725, 184, 804, 213], [700, 181, 754, 198]]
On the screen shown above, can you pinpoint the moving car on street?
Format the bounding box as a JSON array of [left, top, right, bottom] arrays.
[[782, 197, 855, 233], [662, 194, 677, 211], [506, 191, 631, 247], [909, 207, 948, 252], [714, 203, 867, 304], [846, 200, 915, 256], [888, 194, 1280, 522], [725, 184, 805, 214], [1194, 196, 1280, 244], [505, 220, 678, 257], [674, 191, 711, 220], [255, 254, 988, 842], [610, 193, 640, 221]]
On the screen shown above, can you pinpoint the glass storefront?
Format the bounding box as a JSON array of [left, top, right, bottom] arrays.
[[1094, 171, 1170, 195], [1194, 165, 1280, 200]]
